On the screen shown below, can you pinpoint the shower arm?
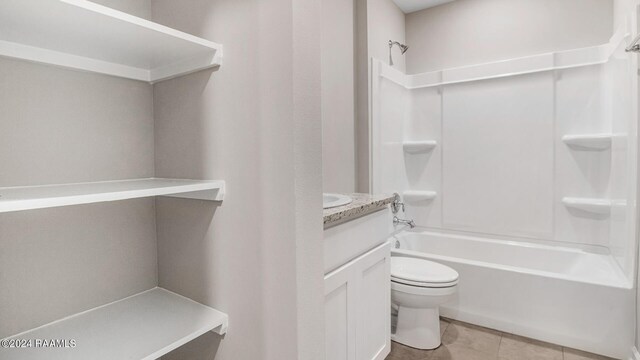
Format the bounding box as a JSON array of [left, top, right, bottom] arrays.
[[388, 40, 409, 66], [388, 40, 399, 66]]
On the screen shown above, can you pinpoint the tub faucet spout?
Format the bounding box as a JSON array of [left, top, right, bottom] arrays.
[[393, 216, 416, 228]]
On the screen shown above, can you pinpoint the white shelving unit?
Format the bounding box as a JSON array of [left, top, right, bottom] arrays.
[[0, 288, 228, 360], [562, 197, 615, 215], [0, 178, 225, 213], [403, 191, 437, 203], [562, 134, 612, 150], [0, 2, 230, 357], [0, 0, 223, 82], [403, 141, 437, 154]]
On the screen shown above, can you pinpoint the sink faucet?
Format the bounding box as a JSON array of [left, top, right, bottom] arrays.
[[393, 216, 416, 228]]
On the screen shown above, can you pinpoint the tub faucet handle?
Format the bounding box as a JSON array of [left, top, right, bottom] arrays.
[[391, 193, 405, 214]]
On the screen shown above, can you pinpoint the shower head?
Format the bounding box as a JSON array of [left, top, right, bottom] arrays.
[[388, 40, 409, 66]]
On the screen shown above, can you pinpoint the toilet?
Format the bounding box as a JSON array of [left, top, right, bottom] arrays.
[[391, 256, 459, 350]]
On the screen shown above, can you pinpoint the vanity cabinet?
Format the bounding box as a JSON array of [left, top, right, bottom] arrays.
[[324, 207, 393, 360], [325, 242, 391, 360]]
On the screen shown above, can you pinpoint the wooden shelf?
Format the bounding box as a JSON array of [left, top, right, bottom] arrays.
[[0, 178, 225, 213], [562, 134, 612, 150], [403, 141, 437, 154], [0, 288, 228, 360], [0, 0, 223, 82]]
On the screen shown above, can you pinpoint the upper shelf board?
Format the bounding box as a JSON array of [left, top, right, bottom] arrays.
[[0, 178, 225, 213], [0, 288, 228, 360], [0, 0, 223, 83]]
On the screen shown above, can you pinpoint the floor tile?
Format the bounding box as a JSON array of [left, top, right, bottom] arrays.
[[563, 347, 616, 360], [440, 318, 450, 337], [430, 344, 498, 360], [498, 333, 562, 360], [441, 320, 502, 356], [385, 341, 433, 360]]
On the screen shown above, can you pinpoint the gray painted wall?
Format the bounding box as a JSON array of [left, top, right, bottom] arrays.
[[152, 0, 324, 359], [0, 47, 156, 338], [322, 0, 357, 194], [0, 0, 156, 335], [1, 3, 325, 360], [405, 0, 613, 74]]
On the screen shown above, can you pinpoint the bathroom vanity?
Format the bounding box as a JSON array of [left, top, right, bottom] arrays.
[[323, 193, 394, 360]]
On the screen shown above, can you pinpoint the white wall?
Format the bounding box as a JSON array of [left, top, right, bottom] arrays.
[[356, 0, 407, 192], [613, 0, 640, 353], [615, 0, 639, 28], [322, 0, 356, 193], [151, 1, 324, 359], [405, 0, 613, 74], [369, 0, 407, 72], [92, 0, 151, 19], [615, 0, 640, 353]]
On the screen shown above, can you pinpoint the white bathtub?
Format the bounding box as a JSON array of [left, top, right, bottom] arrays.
[[390, 229, 635, 359]]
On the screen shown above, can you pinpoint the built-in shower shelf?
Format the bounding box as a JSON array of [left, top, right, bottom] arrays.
[[561, 197, 620, 215], [562, 134, 612, 150], [403, 141, 437, 154], [0, 0, 223, 82], [0, 178, 225, 213], [403, 191, 437, 203], [0, 288, 228, 360]]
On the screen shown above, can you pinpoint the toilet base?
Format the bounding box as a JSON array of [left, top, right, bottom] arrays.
[[392, 305, 441, 350]]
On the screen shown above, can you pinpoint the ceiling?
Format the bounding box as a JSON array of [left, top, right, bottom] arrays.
[[391, 0, 456, 14]]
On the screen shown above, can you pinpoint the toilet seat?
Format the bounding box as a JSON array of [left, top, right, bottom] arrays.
[[391, 279, 458, 296], [391, 257, 459, 288], [392, 277, 458, 288]]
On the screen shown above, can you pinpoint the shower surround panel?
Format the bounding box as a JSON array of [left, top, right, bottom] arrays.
[[372, 28, 638, 358], [372, 27, 637, 279]]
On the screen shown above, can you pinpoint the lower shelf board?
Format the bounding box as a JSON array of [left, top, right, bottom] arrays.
[[0, 178, 225, 213], [0, 288, 228, 360]]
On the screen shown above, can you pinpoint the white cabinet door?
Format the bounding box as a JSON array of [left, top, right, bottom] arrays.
[[324, 242, 391, 360], [356, 243, 391, 360], [325, 256, 358, 360]]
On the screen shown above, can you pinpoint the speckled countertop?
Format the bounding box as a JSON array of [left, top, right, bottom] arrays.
[[324, 193, 395, 229]]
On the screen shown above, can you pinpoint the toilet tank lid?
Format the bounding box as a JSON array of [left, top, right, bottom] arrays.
[[391, 257, 459, 284]]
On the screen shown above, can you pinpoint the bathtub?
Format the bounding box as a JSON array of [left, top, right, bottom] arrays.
[[390, 229, 635, 359]]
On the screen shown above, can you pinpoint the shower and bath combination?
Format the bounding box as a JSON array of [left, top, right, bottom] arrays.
[[389, 40, 409, 66]]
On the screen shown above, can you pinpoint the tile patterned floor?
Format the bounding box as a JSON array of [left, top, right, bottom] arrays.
[[386, 318, 616, 360]]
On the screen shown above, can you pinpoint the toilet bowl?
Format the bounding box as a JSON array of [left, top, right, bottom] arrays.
[[391, 256, 459, 350]]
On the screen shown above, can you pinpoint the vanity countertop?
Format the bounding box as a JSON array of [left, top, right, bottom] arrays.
[[324, 193, 395, 229]]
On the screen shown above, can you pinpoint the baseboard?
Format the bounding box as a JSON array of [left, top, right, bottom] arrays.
[[630, 346, 640, 360]]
